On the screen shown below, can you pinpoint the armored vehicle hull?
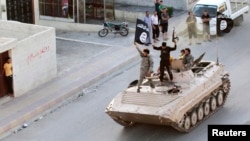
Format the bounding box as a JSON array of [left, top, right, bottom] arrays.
[[105, 60, 230, 132]]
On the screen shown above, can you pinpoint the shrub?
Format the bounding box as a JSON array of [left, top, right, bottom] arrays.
[[167, 6, 174, 17]]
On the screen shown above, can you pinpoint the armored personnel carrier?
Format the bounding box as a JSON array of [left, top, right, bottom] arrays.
[[105, 56, 231, 132]]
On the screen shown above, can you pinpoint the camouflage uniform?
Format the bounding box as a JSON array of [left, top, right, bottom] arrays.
[[182, 54, 194, 70], [136, 46, 154, 91]]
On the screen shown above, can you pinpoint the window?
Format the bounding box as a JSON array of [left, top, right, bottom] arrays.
[[193, 4, 217, 18], [85, 0, 114, 20], [39, 0, 74, 20], [86, 0, 104, 19], [39, 0, 114, 23], [105, 0, 115, 20]]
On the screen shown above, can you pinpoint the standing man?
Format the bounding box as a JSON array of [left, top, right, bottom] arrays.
[[152, 41, 177, 84], [143, 11, 152, 46], [134, 42, 154, 93], [154, 0, 161, 23], [158, 0, 165, 17], [182, 48, 194, 70], [186, 11, 198, 45], [3, 57, 13, 96], [151, 11, 160, 43], [201, 10, 211, 41], [160, 8, 169, 41]]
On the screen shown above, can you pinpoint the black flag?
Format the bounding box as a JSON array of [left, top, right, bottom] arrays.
[[134, 19, 149, 45], [217, 12, 234, 34]]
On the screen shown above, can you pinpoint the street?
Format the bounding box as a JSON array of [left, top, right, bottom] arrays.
[[2, 13, 250, 141]]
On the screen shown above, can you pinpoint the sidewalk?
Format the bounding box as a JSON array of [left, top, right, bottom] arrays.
[[0, 8, 188, 139], [0, 46, 140, 139]]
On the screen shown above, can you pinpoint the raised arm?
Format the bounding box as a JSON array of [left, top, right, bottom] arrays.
[[169, 41, 177, 51], [152, 45, 162, 50], [134, 42, 143, 57]]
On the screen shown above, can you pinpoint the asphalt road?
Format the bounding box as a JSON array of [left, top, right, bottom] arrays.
[[2, 13, 250, 141]]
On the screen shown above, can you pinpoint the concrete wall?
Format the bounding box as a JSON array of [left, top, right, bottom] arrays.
[[114, 0, 199, 10], [115, 0, 190, 10], [0, 0, 6, 20], [114, 0, 198, 22], [37, 19, 102, 32], [0, 38, 17, 53], [115, 9, 145, 22], [0, 21, 57, 97], [187, 0, 199, 10]]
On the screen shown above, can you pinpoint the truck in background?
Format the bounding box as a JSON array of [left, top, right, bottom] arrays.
[[192, 0, 249, 36]]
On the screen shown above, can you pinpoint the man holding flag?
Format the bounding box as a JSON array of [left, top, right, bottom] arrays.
[[134, 42, 154, 93], [134, 19, 155, 92]]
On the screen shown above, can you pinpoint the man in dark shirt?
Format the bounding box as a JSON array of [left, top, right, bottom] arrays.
[[201, 10, 211, 41], [152, 41, 177, 84], [154, 0, 162, 24]]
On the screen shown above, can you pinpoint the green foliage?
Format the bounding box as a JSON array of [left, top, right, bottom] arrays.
[[167, 6, 174, 17]]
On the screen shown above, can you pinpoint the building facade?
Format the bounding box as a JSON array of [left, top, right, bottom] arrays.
[[0, 20, 57, 98], [115, 0, 199, 10], [0, 0, 198, 30], [0, 0, 115, 30]]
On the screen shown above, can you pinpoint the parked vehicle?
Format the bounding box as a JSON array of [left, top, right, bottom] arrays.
[[105, 53, 231, 132], [98, 21, 129, 37], [192, 0, 249, 35]]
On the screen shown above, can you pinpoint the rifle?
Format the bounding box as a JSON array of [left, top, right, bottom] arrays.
[[172, 27, 179, 42]]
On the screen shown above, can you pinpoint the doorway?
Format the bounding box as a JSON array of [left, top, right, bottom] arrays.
[[0, 52, 10, 98]]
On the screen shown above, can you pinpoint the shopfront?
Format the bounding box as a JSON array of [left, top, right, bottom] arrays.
[[38, 0, 115, 24], [85, 0, 115, 22], [0, 0, 34, 24]]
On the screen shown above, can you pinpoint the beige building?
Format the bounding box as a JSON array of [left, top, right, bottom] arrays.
[[0, 20, 57, 98], [0, 0, 114, 99]]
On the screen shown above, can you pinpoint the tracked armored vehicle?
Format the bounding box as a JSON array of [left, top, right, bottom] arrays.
[[105, 57, 231, 132]]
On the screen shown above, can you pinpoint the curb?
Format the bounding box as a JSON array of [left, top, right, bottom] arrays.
[[0, 46, 140, 139]]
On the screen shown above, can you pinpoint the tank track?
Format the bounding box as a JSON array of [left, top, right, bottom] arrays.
[[171, 75, 231, 132]]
